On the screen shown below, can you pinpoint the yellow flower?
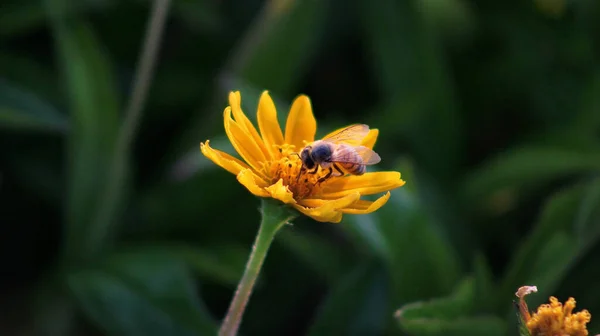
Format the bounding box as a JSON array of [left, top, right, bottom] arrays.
[[516, 286, 592, 336], [200, 91, 405, 223]]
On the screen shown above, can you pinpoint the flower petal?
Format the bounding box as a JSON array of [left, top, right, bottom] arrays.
[[361, 129, 379, 149], [200, 140, 250, 176], [294, 192, 360, 223], [224, 107, 269, 179], [284, 95, 316, 149], [237, 169, 270, 197], [257, 91, 284, 157], [265, 178, 296, 204], [340, 191, 391, 214], [316, 172, 405, 199], [229, 91, 270, 158]]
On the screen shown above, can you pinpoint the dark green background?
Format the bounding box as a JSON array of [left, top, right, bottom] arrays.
[[1, 0, 600, 335]]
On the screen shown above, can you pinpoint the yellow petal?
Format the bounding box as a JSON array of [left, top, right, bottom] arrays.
[[237, 169, 270, 197], [284, 95, 316, 149], [265, 178, 296, 204], [228, 91, 270, 158], [294, 192, 360, 223], [361, 129, 379, 149], [340, 191, 391, 214], [200, 140, 250, 176], [224, 107, 269, 180], [317, 172, 405, 199], [257, 91, 284, 157]]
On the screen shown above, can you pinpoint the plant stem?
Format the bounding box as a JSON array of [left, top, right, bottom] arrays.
[[219, 199, 296, 336]]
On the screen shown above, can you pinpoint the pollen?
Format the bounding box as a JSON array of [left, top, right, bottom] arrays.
[[526, 297, 591, 336], [516, 286, 592, 336], [266, 145, 329, 199]]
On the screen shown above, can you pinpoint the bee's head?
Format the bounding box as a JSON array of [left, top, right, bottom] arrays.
[[310, 143, 332, 163], [300, 146, 315, 169]]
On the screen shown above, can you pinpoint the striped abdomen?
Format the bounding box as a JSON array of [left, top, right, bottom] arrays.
[[333, 145, 365, 175]]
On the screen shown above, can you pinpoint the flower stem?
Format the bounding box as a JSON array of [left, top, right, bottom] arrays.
[[219, 199, 296, 336]]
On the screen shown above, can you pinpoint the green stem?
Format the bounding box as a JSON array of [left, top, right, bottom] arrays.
[[219, 199, 296, 336]]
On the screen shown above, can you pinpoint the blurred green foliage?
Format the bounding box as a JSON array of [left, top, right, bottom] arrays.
[[1, 0, 600, 335]]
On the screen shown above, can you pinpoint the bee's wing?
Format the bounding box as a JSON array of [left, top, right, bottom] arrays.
[[321, 124, 370, 145], [354, 146, 381, 165], [329, 146, 381, 165]]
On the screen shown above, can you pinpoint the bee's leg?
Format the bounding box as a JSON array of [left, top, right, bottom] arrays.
[[296, 167, 305, 182], [333, 164, 345, 177], [307, 166, 319, 174], [318, 167, 333, 183]]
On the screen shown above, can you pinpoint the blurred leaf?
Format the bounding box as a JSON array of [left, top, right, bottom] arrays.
[[576, 69, 600, 131], [0, 79, 68, 132], [472, 253, 496, 312], [345, 163, 461, 303], [32, 284, 76, 336], [119, 243, 247, 286], [395, 278, 506, 336], [574, 177, 600, 249], [463, 147, 600, 212], [0, 2, 46, 37], [359, 0, 462, 178], [500, 179, 600, 312], [68, 249, 217, 336], [417, 0, 475, 42], [307, 262, 389, 336], [3, 143, 64, 206], [231, 0, 330, 96], [1, 0, 111, 37], [398, 316, 506, 336], [172, 0, 222, 34], [0, 54, 62, 106], [49, 18, 120, 260], [397, 278, 474, 319], [277, 228, 351, 284]]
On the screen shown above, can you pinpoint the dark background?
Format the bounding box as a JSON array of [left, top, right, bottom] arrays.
[[1, 0, 600, 335]]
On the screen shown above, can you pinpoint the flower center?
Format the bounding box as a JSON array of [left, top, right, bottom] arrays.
[[265, 145, 331, 199]]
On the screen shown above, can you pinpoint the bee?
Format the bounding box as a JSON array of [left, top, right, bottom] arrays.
[[299, 124, 381, 183]]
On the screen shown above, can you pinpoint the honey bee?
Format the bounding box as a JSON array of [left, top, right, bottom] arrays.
[[299, 124, 381, 183]]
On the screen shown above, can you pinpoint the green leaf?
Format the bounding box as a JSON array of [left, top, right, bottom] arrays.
[[0, 2, 46, 37], [576, 69, 600, 131], [500, 179, 600, 312], [0, 0, 110, 38], [172, 0, 222, 34], [232, 0, 329, 96], [345, 163, 461, 303], [0, 79, 68, 132], [462, 147, 600, 212], [395, 278, 506, 336], [416, 0, 475, 42], [573, 177, 600, 250], [277, 228, 351, 284], [49, 18, 120, 260], [0, 54, 63, 106], [68, 249, 217, 336], [358, 0, 462, 177], [121, 243, 248, 286], [307, 262, 389, 336], [398, 317, 507, 336], [472, 253, 496, 312]]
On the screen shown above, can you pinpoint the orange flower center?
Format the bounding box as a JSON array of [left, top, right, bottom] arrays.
[[263, 145, 331, 199], [526, 297, 591, 336]]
